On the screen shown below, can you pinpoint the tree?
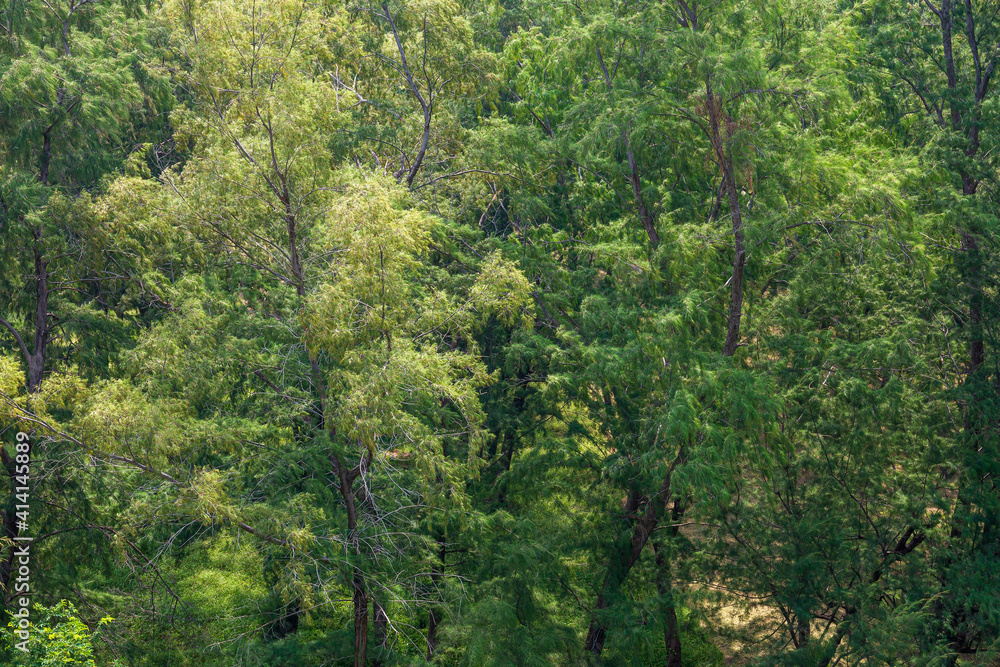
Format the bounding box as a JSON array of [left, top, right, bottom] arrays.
[[0, 0, 172, 623], [37, 2, 533, 665], [857, 0, 1000, 658]]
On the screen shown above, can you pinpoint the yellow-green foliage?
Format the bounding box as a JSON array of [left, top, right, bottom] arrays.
[[0, 354, 25, 425], [305, 173, 524, 480], [1, 601, 112, 667], [306, 172, 433, 357], [174, 534, 268, 634]]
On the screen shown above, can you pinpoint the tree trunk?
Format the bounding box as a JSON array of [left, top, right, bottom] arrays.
[[333, 451, 368, 667], [39, 131, 51, 186], [962, 230, 984, 373], [407, 104, 432, 188], [705, 79, 746, 358], [381, 1, 433, 190], [372, 595, 389, 666], [584, 452, 682, 659], [721, 166, 746, 358], [931, 3, 992, 658], [583, 489, 641, 658], [652, 540, 682, 667], [352, 567, 368, 667], [28, 234, 48, 393], [425, 541, 446, 660], [626, 144, 660, 247]]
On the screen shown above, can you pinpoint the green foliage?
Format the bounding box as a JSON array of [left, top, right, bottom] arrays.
[[0, 0, 999, 666], [1, 601, 114, 667]]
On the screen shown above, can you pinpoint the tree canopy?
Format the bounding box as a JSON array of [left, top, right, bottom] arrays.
[[0, 0, 998, 665]]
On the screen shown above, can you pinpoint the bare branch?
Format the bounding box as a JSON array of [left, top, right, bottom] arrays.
[[0, 317, 30, 369]]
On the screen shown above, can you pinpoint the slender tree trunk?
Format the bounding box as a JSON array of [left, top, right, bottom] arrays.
[[594, 46, 660, 248], [721, 170, 746, 357], [425, 608, 439, 660], [381, 2, 434, 189], [626, 144, 660, 247], [938, 2, 985, 380], [583, 488, 642, 658], [372, 595, 388, 666], [352, 567, 368, 667], [331, 450, 369, 667], [407, 104, 432, 189], [426, 541, 446, 660], [931, 3, 992, 658], [705, 79, 746, 358], [652, 539, 682, 667], [345, 482, 368, 667], [584, 452, 683, 659], [28, 233, 48, 393], [39, 132, 51, 187], [796, 616, 811, 648], [290, 196, 373, 667], [961, 229, 984, 373]]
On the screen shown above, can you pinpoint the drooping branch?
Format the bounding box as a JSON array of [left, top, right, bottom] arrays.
[[0, 392, 291, 546], [0, 317, 30, 371]]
